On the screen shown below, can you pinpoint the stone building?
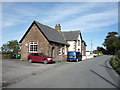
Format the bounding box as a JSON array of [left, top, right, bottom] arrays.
[[19, 21, 69, 61], [19, 20, 87, 61]]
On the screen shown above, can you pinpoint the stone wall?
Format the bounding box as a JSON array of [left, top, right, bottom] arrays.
[[20, 24, 49, 60], [20, 24, 67, 61], [0, 54, 11, 59]]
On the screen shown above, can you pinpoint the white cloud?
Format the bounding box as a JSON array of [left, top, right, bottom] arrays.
[[41, 2, 101, 24], [61, 7, 118, 32], [1, 2, 118, 51], [2, 2, 118, 31], [35, 2, 117, 33], [2, 3, 39, 27]]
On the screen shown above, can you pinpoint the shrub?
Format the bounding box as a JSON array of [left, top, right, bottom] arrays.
[[116, 68, 120, 75], [110, 57, 120, 69], [115, 50, 120, 60], [110, 55, 120, 75]]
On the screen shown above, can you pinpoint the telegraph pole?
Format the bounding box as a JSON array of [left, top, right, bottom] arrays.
[[91, 38, 93, 54]]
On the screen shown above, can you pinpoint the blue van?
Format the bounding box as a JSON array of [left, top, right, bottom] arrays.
[[67, 52, 82, 62]]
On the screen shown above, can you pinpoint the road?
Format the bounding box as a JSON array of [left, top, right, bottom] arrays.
[[5, 55, 120, 88], [2, 58, 57, 88]]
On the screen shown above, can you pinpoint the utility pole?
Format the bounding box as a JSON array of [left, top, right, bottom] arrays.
[[91, 38, 93, 54]]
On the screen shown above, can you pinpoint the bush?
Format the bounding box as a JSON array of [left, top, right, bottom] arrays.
[[110, 57, 120, 69], [116, 68, 120, 75], [115, 50, 120, 60], [97, 52, 104, 56], [110, 55, 120, 75]]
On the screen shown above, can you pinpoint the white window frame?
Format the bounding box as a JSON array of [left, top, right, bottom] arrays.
[[29, 42, 38, 53], [58, 48, 62, 55]]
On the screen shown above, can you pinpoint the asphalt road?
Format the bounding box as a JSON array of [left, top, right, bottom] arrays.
[[6, 55, 120, 88], [2, 58, 57, 87]]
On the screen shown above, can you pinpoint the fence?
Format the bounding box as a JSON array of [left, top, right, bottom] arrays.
[[0, 54, 12, 59]]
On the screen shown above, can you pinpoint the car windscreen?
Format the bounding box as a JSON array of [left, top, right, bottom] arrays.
[[76, 52, 82, 56], [67, 52, 76, 56], [32, 53, 40, 56], [39, 53, 47, 56]]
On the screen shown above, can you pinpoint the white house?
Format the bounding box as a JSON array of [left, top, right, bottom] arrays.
[[62, 31, 86, 55]]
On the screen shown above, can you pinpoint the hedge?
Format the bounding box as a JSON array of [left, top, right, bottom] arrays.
[[110, 50, 120, 75]]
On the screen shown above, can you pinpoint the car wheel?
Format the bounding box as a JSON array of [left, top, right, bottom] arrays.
[[79, 57, 82, 61], [44, 60, 48, 64], [80, 57, 82, 61], [28, 59, 33, 63], [76, 59, 79, 62]]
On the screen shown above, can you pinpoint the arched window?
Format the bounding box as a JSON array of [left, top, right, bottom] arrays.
[[51, 47, 55, 57]]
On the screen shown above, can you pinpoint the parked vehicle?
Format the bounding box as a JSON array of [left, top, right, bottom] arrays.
[[93, 54, 98, 57], [28, 53, 55, 64], [67, 52, 82, 62]]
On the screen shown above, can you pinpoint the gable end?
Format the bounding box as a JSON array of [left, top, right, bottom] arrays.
[[19, 21, 49, 43]]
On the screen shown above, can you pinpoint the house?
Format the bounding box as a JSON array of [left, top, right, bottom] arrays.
[[62, 31, 82, 52], [19, 21, 69, 61], [62, 31, 87, 56], [19, 20, 87, 61], [81, 40, 87, 56]]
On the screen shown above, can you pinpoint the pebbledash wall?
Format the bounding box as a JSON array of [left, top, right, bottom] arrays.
[[67, 35, 82, 52], [20, 24, 67, 61]]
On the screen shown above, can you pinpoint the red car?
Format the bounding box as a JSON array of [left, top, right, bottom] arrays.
[[28, 53, 55, 64]]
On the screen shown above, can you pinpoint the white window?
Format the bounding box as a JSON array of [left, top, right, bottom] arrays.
[[58, 48, 62, 55], [29, 42, 38, 52]]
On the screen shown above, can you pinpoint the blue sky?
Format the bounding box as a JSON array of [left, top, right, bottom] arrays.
[[2, 2, 118, 51]]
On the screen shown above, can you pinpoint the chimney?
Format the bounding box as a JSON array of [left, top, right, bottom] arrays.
[[55, 24, 61, 31]]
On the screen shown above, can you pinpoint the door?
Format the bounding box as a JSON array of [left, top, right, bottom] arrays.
[[32, 53, 40, 62], [51, 47, 55, 57]]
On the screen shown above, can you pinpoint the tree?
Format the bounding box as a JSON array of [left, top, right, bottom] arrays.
[[93, 50, 98, 54], [97, 46, 105, 51], [106, 32, 118, 38], [1, 40, 20, 54], [103, 32, 120, 55], [93, 46, 109, 55], [112, 37, 120, 52]]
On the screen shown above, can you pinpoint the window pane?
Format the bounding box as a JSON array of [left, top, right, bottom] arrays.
[[34, 45, 37, 51], [30, 42, 33, 44], [34, 42, 38, 45], [29, 42, 38, 52], [30, 45, 33, 51], [34, 53, 39, 56]]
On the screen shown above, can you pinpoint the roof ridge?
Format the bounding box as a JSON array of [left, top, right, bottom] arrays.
[[34, 20, 69, 45], [34, 20, 56, 31], [61, 30, 80, 32]]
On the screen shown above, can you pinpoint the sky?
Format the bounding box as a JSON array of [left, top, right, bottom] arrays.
[[1, 1, 118, 51]]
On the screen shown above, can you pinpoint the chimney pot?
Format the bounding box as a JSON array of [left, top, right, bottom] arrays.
[[55, 24, 61, 31]]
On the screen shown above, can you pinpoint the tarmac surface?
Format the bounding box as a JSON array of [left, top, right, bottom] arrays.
[[2, 55, 120, 88]]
